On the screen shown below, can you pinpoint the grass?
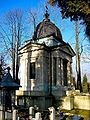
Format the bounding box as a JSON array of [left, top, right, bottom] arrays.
[[60, 109, 90, 120]]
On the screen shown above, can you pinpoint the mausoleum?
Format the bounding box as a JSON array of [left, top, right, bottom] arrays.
[[16, 10, 75, 109]]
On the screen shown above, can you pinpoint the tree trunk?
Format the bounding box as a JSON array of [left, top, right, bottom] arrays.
[[75, 20, 82, 92]]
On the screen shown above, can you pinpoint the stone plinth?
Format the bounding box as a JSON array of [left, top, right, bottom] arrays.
[[62, 96, 74, 110], [74, 95, 90, 110], [66, 90, 80, 96]]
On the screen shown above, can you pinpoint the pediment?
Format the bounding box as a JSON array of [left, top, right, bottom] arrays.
[[61, 44, 75, 57]]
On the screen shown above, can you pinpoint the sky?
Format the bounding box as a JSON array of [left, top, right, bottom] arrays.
[[0, 0, 90, 82], [0, 0, 39, 13]]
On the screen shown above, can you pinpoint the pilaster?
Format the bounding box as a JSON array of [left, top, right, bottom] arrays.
[[67, 61, 71, 85], [61, 59, 63, 85], [57, 57, 61, 85]]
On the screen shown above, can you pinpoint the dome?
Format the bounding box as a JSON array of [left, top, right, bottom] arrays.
[[33, 11, 62, 42]]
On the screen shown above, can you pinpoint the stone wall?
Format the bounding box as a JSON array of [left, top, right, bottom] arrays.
[[62, 90, 90, 110], [74, 95, 90, 110]]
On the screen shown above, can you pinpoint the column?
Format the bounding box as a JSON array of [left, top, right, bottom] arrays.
[[52, 57, 56, 86], [67, 61, 71, 85], [61, 59, 63, 85], [52, 56, 54, 86], [42, 55, 44, 86], [70, 61, 73, 85], [57, 57, 61, 85]]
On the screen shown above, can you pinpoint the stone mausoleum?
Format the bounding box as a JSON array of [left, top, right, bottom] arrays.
[[16, 10, 75, 110]]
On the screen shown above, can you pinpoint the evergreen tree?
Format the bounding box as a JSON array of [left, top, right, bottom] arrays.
[[48, 0, 90, 39], [82, 74, 88, 93]]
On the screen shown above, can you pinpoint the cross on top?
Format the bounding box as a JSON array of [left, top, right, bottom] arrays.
[[45, 5, 49, 19]]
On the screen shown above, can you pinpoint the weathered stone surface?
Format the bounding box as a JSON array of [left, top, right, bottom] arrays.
[[62, 96, 74, 110], [74, 95, 90, 110], [62, 93, 90, 110]]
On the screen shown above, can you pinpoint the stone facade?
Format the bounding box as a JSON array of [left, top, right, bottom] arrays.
[[18, 37, 75, 93]]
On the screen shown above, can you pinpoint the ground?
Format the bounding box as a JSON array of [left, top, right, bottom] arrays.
[[60, 109, 90, 120]]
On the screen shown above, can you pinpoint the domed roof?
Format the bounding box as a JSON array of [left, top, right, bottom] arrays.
[[33, 11, 62, 42]]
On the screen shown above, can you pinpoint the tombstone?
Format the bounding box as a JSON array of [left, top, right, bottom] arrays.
[[48, 107, 55, 120], [29, 107, 34, 120], [13, 109, 18, 120], [35, 112, 42, 120]]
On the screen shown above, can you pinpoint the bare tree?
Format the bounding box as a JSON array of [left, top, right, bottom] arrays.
[[0, 55, 6, 81], [0, 9, 23, 81], [27, 0, 64, 38]]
